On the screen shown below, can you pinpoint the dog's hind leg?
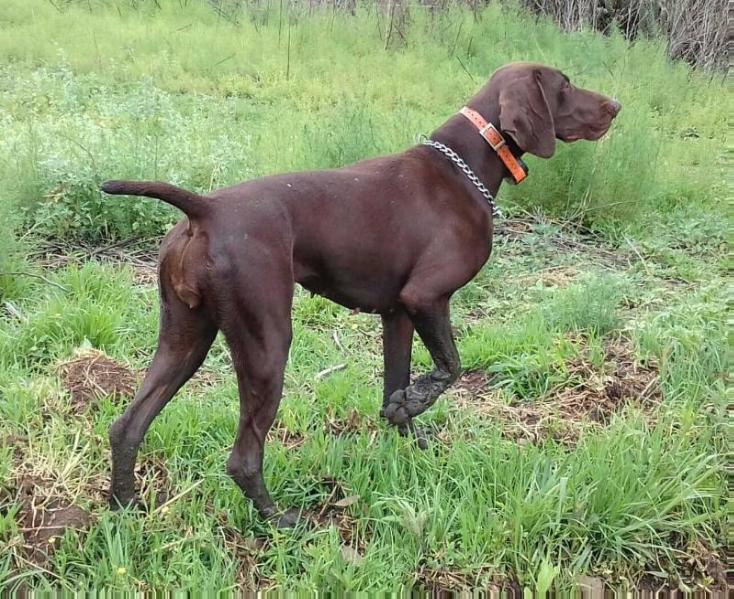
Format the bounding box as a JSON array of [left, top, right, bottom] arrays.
[[108, 284, 216, 509], [219, 262, 296, 527]]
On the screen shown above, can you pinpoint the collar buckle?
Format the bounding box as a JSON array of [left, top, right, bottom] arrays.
[[460, 106, 528, 185], [479, 123, 506, 152]]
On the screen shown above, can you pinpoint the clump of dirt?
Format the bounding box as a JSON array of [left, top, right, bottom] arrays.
[[59, 348, 138, 410], [15, 483, 91, 566], [454, 337, 661, 445]]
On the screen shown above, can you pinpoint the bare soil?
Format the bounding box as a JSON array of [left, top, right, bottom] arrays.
[[59, 348, 138, 410], [453, 336, 661, 445], [14, 476, 92, 567]]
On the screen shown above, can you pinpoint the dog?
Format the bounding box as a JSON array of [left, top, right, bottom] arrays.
[[102, 62, 621, 527]]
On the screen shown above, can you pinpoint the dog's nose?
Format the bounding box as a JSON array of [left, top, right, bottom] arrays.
[[604, 99, 622, 117]]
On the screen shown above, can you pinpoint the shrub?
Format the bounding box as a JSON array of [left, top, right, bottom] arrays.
[[542, 276, 622, 335]]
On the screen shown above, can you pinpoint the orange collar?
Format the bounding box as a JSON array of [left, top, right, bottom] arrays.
[[459, 106, 528, 184]]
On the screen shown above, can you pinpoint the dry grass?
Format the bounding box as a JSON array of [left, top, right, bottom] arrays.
[[308, 477, 364, 550], [453, 336, 661, 445]]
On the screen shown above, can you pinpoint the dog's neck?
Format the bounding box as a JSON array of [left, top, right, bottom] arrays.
[[429, 106, 523, 198]]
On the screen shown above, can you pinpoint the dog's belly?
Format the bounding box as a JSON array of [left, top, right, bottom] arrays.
[[297, 271, 401, 314]]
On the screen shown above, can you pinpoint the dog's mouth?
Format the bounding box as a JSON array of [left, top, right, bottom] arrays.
[[558, 124, 611, 143], [585, 124, 612, 141]]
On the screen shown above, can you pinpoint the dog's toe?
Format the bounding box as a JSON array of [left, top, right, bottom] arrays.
[[397, 422, 429, 449], [271, 508, 301, 529], [415, 431, 429, 450], [384, 389, 411, 425]]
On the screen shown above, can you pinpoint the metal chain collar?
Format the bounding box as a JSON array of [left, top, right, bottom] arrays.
[[421, 137, 502, 217]]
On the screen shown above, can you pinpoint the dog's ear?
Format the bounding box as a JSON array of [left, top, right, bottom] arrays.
[[499, 70, 556, 158]]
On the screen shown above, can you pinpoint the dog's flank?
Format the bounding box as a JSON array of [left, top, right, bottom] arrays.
[[101, 180, 209, 219]]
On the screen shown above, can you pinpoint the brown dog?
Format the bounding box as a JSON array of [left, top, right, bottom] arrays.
[[102, 63, 620, 526]]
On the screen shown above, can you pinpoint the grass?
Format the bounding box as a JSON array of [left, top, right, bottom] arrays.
[[0, 0, 728, 593]]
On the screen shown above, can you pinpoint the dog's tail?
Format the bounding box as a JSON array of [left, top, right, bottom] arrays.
[[101, 180, 209, 219]]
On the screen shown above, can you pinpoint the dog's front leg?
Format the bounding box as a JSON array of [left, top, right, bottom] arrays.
[[380, 308, 430, 443], [380, 308, 414, 413], [383, 297, 461, 433]]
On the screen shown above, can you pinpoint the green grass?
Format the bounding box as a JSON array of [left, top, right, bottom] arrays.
[[0, 0, 728, 593]]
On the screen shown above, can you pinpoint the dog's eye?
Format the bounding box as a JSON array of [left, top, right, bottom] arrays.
[[558, 79, 573, 103], [558, 80, 570, 103]]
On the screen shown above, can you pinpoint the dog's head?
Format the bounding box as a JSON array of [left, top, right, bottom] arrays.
[[480, 63, 621, 158]]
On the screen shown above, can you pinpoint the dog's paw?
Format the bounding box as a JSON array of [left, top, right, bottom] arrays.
[[383, 389, 410, 425], [403, 378, 446, 419], [269, 508, 301, 529]]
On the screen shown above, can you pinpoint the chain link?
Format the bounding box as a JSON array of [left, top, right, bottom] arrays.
[[421, 137, 502, 217]]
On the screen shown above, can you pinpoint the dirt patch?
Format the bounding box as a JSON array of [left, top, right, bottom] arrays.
[[416, 564, 518, 595], [187, 367, 223, 391], [59, 348, 138, 410], [549, 233, 631, 269], [309, 478, 363, 550], [131, 263, 157, 287], [454, 337, 661, 445], [35, 238, 159, 287], [417, 565, 491, 593], [494, 218, 534, 241], [219, 525, 267, 589], [513, 265, 580, 288], [59, 347, 223, 413], [17, 492, 91, 566], [595, 338, 660, 406], [675, 539, 729, 590], [493, 216, 633, 270], [454, 370, 493, 396]]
